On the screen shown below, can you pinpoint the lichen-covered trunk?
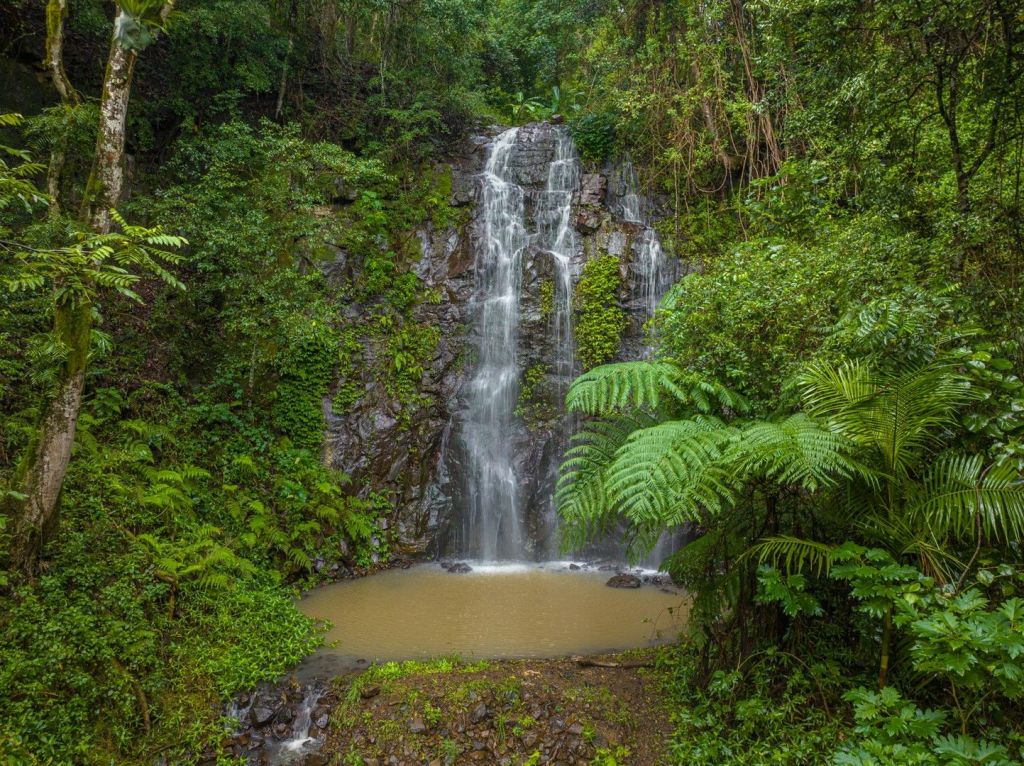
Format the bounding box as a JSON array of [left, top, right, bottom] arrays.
[[44, 0, 77, 217], [81, 23, 137, 233], [44, 0, 75, 104]]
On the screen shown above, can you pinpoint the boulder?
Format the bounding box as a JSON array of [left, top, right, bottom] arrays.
[[605, 574, 642, 589]]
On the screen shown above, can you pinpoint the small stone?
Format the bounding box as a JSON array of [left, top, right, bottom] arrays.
[[315, 714, 329, 729], [568, 563, 580, 570], [470, 702, 489, 723], [568, 723, 584, 735], [360, 685, 381, 699], [251, 706, 275, 726], [409, 717, 427, 733], [447, 562, 473, 573], [276, 706, 295, 723]]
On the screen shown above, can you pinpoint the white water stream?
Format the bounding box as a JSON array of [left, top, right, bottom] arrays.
[[462, 129, 528, 560]]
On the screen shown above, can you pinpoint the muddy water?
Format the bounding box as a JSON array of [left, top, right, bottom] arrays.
[[297, 564, 687, 663]]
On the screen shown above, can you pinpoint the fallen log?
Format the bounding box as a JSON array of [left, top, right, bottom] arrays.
[[572, 656, 655, 669]]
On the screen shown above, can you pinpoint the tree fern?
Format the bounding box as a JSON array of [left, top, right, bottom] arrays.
[[556, 412, 658, 549], [604, 417, 737, 530]]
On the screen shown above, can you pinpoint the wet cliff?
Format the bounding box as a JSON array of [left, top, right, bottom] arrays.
[[321, 122, 677, 560]]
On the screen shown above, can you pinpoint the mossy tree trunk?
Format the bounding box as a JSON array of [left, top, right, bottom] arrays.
[[44, 0, 77, 215], [8, 5, 172, 573]]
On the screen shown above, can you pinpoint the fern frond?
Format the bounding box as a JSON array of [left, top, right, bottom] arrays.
[[566, 361, 746, 416], [556, 412, 657, 546], [605, 416, 737, 528], [566, 361, 681, 415], [733, 414, 869, 491]]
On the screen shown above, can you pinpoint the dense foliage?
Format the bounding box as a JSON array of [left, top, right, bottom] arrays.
[[2, 0, 1023, 762]]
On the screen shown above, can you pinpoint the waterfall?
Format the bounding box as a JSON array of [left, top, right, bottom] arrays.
[[619, 160, 643, 225], [636, 228, 666, 321], [617, 159, 683, 568], [617, 158, 669, 330], [539, 129, 580, 394], [462, 128, 527, 560], [536, 128, 581, 559], [461, 126, 582, 561]]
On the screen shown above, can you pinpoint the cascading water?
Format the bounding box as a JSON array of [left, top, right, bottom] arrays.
[[458, 127, 682, 566], [460, 126, 582, 562], [618, 159, 670, 328], [540, 129, 581, 390], [535, 128, 582, 559], [462, 128, 527, 561]]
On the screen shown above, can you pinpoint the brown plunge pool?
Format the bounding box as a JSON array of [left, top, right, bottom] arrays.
[[296, 564, 688, 663]]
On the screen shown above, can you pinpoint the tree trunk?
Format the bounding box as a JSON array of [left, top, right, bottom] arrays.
[[8, 301, 91, 572], [8, 5, 172, 573], [44, 0, 77, 217], [44, 0, 75, 104], [81, 19, 138, 234], [878, 604, 892, 689]]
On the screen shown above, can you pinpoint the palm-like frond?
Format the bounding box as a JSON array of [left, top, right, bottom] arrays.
[[906, 454, 1024, 544], [745, 535, 836, 577], [565, 361, 748, 416], [800, 359, 976, 478]]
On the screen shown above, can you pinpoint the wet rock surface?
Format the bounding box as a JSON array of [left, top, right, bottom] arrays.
[[440, 560, 473, 573], [218, 678, 337, 766]]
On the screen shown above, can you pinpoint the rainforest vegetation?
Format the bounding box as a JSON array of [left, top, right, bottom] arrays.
[[1, 0, 1023, 762]]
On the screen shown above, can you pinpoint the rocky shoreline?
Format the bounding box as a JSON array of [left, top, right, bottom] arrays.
[[219, 651, 670, 766]]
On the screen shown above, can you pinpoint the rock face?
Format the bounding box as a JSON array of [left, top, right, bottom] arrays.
[[217, 680, 330, 765], [321, 122, 679, 560]]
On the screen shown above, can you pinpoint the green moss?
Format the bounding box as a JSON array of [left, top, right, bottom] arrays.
[[575, 255, 626, 370], [514, 363, 556, 430], [539, 280, 555, 320], [271, 323, 337, 450]]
